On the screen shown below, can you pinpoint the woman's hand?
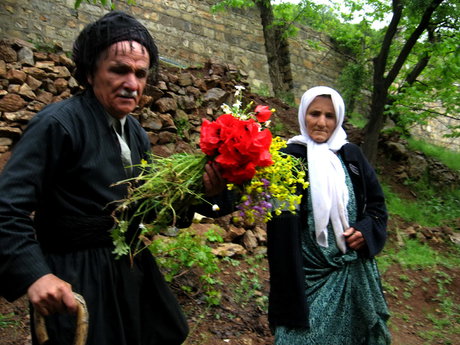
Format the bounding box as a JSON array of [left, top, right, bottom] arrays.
[[27, 274, 78, 316], [203, 162, 226, 197], [343, 227, 366, 251]]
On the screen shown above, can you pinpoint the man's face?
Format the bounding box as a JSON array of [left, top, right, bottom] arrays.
[[88, 40, 150, 118]]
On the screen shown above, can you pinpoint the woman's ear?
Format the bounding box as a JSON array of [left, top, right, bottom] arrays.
[[87, 74, 93, 86]]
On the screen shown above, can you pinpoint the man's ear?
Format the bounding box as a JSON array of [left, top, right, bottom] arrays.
[[87, 73, 93, 86]]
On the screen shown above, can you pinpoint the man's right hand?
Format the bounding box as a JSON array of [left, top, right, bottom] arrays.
[[27, 274, 78, 316]]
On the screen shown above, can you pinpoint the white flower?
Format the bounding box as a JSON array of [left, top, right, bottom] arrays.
[[212, 204, 220, 211], [221, 104, 232, 113], [234, 85, 245, 96], [233, 100, 242, 109]]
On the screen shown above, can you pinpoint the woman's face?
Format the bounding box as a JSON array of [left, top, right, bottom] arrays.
[[88, 41, 150, 119], [305, 96, 337, 143]]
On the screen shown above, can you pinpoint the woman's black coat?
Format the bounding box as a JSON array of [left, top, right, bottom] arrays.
[[266, 142, 388, 329]]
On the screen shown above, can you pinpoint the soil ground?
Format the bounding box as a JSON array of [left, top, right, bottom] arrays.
[[1, 229, 459, 345]]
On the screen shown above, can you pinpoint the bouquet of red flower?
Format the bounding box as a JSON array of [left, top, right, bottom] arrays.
[[111, 86, 308, 258], [200, 107, 273, 184]]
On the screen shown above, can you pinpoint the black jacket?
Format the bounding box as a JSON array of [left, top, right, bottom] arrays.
[[0, 90, 151, 301], [266, 142, 388, 330]]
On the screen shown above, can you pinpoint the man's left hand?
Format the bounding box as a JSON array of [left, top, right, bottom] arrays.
[[203, 162, 226, 197]]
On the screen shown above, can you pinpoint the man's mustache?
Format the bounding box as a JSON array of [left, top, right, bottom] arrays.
[[120, 89, 138, 98]]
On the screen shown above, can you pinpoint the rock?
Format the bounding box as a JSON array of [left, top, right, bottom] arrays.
[[17, 47, 35, 66], [225, 224, 246, 242], [203, 87, 227, 106], [177, 95, 197, 111], [407, 154, 429, 180], [0, 93, 27, 112], [158, 131, 176, 144], [35, 90, 54, 104], [178, 72, 193, 87], [3, 110, 35, 122], [58, 54, 74, 68], [211, 243, 247, 257], [26, 75, 42, 90], [0, 60, 6, 78], [0, 43, 17, 62], [385, 141, 409, 161], [0, 137, 13, 146], [155, 97, 177, 113], [19, 83, 36, 100], [449, 232, 460, 246], [6, 69, 27, 84], [253, 226, 267, 243], [0, 126, 22, 140], [242, 229, 258, 249], [54, 78, 68, 93], [23, 67, 47, 79], [159, 113, 176, 129], [143, 117, 163, 131]]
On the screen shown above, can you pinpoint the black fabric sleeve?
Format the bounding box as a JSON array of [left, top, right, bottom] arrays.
[[0, 114, 67, 301], [266, 212, 309, 330], [347, 146, 388, 257]]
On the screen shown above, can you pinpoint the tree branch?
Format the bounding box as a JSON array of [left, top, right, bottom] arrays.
[[373, 0, 403, 83], [385, 0, 445, 88]]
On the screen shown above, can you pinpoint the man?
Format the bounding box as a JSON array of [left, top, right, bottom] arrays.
[[0, 11, 224, 345]]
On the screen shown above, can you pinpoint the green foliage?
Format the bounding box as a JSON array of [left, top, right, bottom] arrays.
[[112, 153, 209, 257], [149, 227, 224, 305], [211, 0, 255, 13], [382, 182, 460, 227], [251, 84, 271, 98], [174, 118, 191, 139], [378, 238, 460, 271], [406, 138, 460, 171], [0, 313, 18, 328], [346, 112, 367, 129], [226, 255, 269, 312], [380, 139, 460, 228]]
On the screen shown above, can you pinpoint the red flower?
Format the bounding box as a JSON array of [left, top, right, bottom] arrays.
[[199, 114, 273, 184], [254, 105, 272, 122]]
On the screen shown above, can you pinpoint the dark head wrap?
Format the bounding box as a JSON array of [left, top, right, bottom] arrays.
[[72, 11, 159, 87]]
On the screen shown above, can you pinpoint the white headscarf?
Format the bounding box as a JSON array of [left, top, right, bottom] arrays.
[[287, 86, 349, 253]]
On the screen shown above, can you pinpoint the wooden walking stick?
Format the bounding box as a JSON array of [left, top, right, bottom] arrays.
[[34, 292, 89, 345]]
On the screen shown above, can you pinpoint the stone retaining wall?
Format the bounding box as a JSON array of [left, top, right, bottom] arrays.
[[0, 0, 345, 100]]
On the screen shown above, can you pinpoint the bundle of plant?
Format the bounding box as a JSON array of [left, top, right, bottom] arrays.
[[111, 86, 308, 258]]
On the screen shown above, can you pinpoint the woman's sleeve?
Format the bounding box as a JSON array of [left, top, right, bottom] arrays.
[[352, 152, 388, 257]]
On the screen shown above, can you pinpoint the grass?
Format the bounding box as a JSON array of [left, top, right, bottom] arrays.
[[386, 137, 460, 225], [376, 137, 460, 343], [378, 239, 460, 272], [0, 313, 18, 329], [407, 137, 460, 171], [382, 182, 460, 227], [347, 112, 368, 129]]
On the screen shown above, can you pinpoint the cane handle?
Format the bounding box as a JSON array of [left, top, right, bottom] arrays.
[[34, 292, 89, 345]]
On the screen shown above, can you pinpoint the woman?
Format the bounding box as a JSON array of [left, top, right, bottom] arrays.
[[267, 86, 391, 344]]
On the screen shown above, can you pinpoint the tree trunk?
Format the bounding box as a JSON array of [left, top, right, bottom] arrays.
[[255, 0, 292, 98], [362, 0, 443, 164], [362, 88, 387, 164]]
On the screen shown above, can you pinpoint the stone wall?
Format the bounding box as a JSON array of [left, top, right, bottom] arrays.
[[0, 0, 345, 100], [411, 117, 460, 152], [1, 36, 281, 169]]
